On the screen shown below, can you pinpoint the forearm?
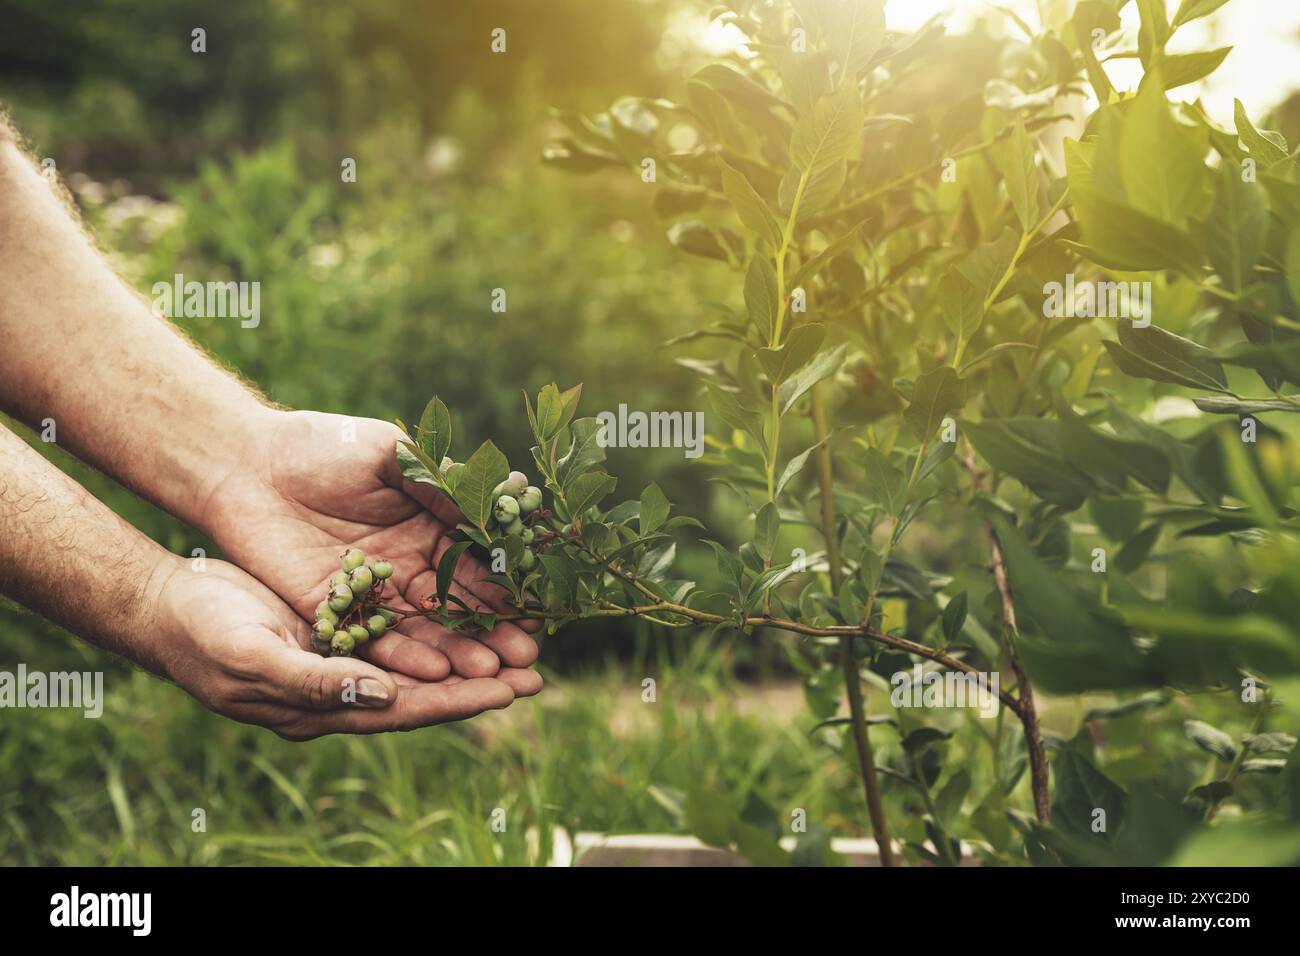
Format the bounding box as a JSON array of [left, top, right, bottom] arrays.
[[0, 422, 183, 675], [0, 133, 276, 532]]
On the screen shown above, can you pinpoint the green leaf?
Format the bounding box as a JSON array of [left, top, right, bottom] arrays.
[[1052, 747, 1127, 841], [956, 228, 1019, 304], [1287, 225, 1300, 312], [1090, 496, 1144, 540], [1184, 719, 1237, 761], [1073, 2, 1119, 102], [704, 539, 745, 595], [941, 592, 968, 644], [557, 417, 607, 488], [754, 502, 780, 563], [396, 440, 438, 486], [684, 788, 736, 847], [706, 382, 766, 448], [780, 160, 846, 217], [566, 472, 617, 519], [720, 159, 782, 248], [790, 86, 864, 175], [864, 447, 906, 516], [822, 0, 885, 79], [1054, 394, 1171, 493], [1114, 523, 1162, 574], [965, 418, 1092, 508], [903, 367, 966, 443], [639, 482, 670, 535], [778, 344, 847, 415], [1159, 47, 1232, 89], [1243, 732, 1297, 754], [667, 221, 734, 261], [938, 271, 983, 342], [1118, 76, 1206, 226], [934, 770, 971, 828], [1206, 161, 1268, 292], [1234, 98, 1290, 169], [999, 122, 1039, 233], [1193, 395, 1300, 415], [1171, 0, 1231, 28], [538, 554, 579, 608], [533, 383, 582, 442], [757, 323, 825, 384], [1136, 0, 1170, 67], [985, 510, 1128, 650], [436, 540, 474, 608], [1104, 320, 1229, 392], [776, 436, 829, 497], [416, 396, 453, 465], [791, 224, 864, 287], [744, 256, 779, 342], [1069, 185, 1204, 273], [456, 440, 510, 531]]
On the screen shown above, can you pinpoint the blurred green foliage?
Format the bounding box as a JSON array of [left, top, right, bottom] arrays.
[[3, 0, 1300, 866]]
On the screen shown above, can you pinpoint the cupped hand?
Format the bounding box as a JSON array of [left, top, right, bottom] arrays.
[[199, 409, 542, 697], [155, 559, 518, 739]]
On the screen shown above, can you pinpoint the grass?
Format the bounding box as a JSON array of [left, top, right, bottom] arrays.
[[0, 625, 864, 866]]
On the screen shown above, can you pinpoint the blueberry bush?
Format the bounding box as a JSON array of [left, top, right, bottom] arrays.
[[386, 0, 1300, 866]]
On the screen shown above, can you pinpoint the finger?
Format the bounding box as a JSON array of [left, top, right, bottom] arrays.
[[301, 677, 515, 735], [397, 610, 502, 678], [404, 567, 538, 667], [357, 628, 452, 681], [496, 667, 543, 698], [255, 645, 399, 711]]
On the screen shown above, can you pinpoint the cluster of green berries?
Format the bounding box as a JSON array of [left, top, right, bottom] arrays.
[[454, 463, 543, 572], [311, 548, 397, 657]]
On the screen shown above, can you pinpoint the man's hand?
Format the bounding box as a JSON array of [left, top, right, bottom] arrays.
[[157, 560, 517, 739], [200, 410, 543, 697], [0, 128, 540, 730]]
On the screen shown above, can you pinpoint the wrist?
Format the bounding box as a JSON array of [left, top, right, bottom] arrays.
[[189, 401, 286, 538]]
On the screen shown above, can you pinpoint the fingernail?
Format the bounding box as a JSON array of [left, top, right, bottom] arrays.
[[356, 678, 390, 707]]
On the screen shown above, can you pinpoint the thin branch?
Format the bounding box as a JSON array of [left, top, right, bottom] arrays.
[[960, 451, 1051, 824]]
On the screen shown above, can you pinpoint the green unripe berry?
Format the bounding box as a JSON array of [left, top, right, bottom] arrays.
[[520, 527, 535, 545], [331, 570, 350, 588], [439, 455, 455, 473], [379, 609, 399, 626], [504, 471, 528, 497], [446, 462, 465, 485], [370, 559, 394, 580], [502, 516, 524, 538], [340, 548, 366, 572], [327, 583, 354, 612], [366, 614, 389, 638], [518, 548, 537, 572], [330, 632, 355, 656], [312, 619, 336, 641], [315, 601, 339, 626], [517, 486, 543, 515], [494, 494, 520, 524], [348, 565, 374, 595], [347, 623, 370, 646]]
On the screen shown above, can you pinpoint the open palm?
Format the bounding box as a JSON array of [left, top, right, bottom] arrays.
[[200, 410, 542, 698]]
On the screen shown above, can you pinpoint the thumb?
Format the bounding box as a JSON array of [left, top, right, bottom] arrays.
[[262, 646, 399, 710]]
